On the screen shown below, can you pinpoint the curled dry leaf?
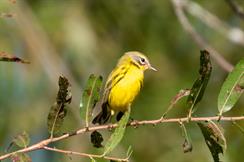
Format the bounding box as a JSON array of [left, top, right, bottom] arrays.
[[198, 121, 226, 162], [47, 76, 72, 137]]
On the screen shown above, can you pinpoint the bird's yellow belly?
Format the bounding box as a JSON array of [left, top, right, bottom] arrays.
[[108, 74, 142, 112]]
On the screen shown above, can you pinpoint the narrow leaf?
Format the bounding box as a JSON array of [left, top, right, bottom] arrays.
[[90, 157, 96, 162], [80, 74, 103, 127], [11, 153, 32, 162], [7, 131, 30, 151], [91, 130, 104, 148], [180, 123, 192, 153], [47, 76, 72, 137], [232, 121, 244, 136], [103, 108, 131, 156], [198, 121, 226, 162], [0, 52, 30, 64], [12, 131, 30, 148], [218, 59, 244, 115], [187, 50, 212, 115], [126, 146, 133, 158]]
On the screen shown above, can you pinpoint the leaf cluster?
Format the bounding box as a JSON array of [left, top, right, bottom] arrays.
[[3, 50, 243, 162]]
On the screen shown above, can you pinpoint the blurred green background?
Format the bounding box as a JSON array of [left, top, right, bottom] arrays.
[[0, 0, 243, 162]]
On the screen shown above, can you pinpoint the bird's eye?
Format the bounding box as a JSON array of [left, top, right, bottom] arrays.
[[139, 58, 146, 65]]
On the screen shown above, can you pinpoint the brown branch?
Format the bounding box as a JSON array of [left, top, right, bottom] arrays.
[[8, 0, 16, 4], [1, 115, 244, 161], [226, 0, 244, 20], [171, 0, 234, 72], [43, 146, 129, 162], [0, 13, 15, 18], [0, 51, 30, 64]]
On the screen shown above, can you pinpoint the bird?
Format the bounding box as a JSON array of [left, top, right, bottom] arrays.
[[92, 51, 156, 124]]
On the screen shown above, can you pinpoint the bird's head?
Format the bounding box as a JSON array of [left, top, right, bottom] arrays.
[[122, 51, 157, 71]]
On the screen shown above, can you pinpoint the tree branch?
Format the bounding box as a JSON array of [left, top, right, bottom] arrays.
[[171, 0, 234, 72], [226, 0, 244, 20], [184, 0, 244, 46], [1, 115, 244, 161], [43, 146, 129, 162]]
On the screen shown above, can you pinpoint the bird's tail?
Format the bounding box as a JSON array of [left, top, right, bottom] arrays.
[[92, 102, 111, 124]]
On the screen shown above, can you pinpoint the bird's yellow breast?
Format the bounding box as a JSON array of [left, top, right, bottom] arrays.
[[108, 65, 143, 112]]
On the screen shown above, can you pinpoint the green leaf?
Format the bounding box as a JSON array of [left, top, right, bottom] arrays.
[[12, 131, 30, 148], [103, 108, 131, 156], [11, 153, 32, 162], [90, 130, 104, 148], [180, 123, 192, 153], [80, 74, 103, 127], [47, 76, 72, 137], [7, 131, 30, 151], [187, 50, 212, 115], [90, 157, 96, 162], [218, 59, 244, 115], [0, 51, 30, 64], [198, 121, 226, 162], [126, 145, 133, 158]]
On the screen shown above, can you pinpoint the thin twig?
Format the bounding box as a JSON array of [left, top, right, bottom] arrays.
[[43, 146, 129, 162], [1, 115, 244, 161], [184, 0, 244, 46], [171, 0, 234, 72], [226, 0, 244, 20], [163, 89, 190, 117], [232, 121, 244, 135]]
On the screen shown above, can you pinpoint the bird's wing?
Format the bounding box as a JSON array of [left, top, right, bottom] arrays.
[[102, 64, 129, 104]]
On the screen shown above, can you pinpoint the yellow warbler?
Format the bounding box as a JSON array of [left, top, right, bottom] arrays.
[[92, 51, 156, 124]]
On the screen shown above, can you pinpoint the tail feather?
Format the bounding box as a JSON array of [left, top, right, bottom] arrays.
[[92, 102, 111, 124]]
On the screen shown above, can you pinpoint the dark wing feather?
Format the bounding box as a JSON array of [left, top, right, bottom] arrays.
[[92, 64, 129, 124]]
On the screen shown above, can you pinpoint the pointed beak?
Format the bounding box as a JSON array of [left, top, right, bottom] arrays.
[[149, 64, 157, 71]]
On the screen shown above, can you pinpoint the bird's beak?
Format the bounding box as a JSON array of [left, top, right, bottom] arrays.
[[149, 64, 157, 71]]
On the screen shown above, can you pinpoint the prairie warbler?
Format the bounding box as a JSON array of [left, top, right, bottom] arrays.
[[92, 51, 156, 124]]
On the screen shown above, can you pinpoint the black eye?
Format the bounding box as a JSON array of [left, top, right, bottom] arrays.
[[140, 58, 146, 64]]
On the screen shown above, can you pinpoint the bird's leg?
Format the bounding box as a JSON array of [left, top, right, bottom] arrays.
[[116, 111, 124, 121], [129, 116, 135, 122]]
